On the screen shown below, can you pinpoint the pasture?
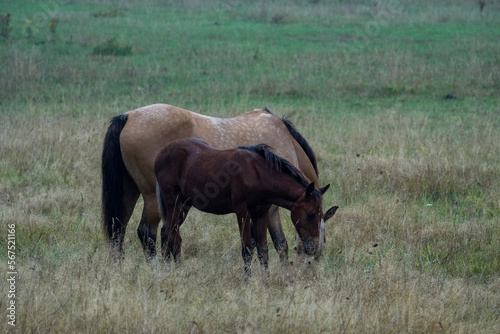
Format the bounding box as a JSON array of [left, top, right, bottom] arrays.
[[1, 0, 499, 332]]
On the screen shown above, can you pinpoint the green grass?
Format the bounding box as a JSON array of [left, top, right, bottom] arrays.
[[1, 0, 499, 110], [1, 0, 499, 332]]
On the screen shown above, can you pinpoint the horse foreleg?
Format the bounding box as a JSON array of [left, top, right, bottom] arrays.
[[253, 214, 270, 270], [236, 209, 254, 277], [268, 206, 289, 263], [137, 194, 160, 261]]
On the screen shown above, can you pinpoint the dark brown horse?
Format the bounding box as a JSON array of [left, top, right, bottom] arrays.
[[155, 138, 336, 274], [102, 104, 331, 261]]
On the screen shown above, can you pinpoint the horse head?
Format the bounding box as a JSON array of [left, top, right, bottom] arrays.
[[291, 183, 333, 259]]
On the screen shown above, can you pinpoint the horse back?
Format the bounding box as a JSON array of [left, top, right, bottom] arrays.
[[120, 104, 197, 193], [118, 104, 317, 195]]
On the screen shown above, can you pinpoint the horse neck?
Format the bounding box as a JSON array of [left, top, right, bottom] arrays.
[[260, 171, 305, 210]]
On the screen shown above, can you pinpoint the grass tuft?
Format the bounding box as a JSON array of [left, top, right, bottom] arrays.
[[91, 38, 132, 56]]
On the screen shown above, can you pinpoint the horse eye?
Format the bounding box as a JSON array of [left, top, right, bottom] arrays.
[[306, 213, 315, 221]]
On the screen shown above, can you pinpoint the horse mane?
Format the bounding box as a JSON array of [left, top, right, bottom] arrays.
[[261, 108, 319, 176], [238, 144, 321, 198]]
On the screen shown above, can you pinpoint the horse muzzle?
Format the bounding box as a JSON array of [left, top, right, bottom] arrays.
[[303, 238, 322, 259]]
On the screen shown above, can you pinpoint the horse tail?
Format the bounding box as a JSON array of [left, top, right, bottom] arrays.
[[101, 114, 129, 241], [156, 181, 167, 224], [280, 117, 319, 176]]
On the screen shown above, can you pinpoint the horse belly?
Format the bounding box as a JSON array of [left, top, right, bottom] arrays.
[[178, 172, 233, 215], [184, 185, 234, 215], [197, 202, 234, 215]]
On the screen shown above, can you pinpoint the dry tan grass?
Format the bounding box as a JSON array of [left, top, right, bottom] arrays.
[[1, 107, 499, 333], [9, 244, 500, 333]]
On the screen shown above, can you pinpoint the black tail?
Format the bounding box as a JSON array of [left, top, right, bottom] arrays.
[[101, 114, 129, 241]]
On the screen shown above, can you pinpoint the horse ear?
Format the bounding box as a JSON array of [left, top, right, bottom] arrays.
[[319, 184, 330, 194], [306, 182, 315, 196], [324, 206, 338, 222]]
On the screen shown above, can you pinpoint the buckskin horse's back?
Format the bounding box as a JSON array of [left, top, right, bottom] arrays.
[[119, 104, 196, 193], [119, 104, 304, 196]]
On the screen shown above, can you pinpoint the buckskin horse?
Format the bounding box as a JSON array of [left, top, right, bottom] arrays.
[[155, 138, 335, 274], [102, 104, 335, 261]]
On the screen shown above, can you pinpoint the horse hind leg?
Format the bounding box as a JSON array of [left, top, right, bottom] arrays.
[[160, 206, 188, 264], [157, 189, 190, 264], [137, 193, 161, 261], [164, 224, 182, 263]]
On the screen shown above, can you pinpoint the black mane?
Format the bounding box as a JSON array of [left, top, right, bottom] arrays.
[[261, 108, 319, 176], [238, 144, 321, 198]]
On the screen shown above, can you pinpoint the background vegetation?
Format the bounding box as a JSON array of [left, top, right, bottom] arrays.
[[1, 0, 499, 332]]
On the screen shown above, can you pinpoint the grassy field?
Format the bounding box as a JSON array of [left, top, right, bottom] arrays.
[[1, 0, 499, 332]]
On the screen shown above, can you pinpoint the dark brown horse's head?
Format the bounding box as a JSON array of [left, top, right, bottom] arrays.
[[291, 182, 332, 259]]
